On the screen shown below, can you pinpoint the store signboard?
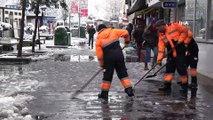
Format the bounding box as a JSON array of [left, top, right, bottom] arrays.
[[162, 1, 177, 9]]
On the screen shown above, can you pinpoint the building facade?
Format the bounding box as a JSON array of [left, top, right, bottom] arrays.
[[126, 0, 213, 41]]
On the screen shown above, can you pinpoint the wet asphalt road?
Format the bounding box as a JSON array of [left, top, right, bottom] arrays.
[[0, 42, 213, 120]]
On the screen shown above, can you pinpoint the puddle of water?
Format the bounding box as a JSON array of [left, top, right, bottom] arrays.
[[0, 64, 26, 77], [54, 54, 97, 62]]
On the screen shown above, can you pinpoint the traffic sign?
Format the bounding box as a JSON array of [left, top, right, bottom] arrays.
[[162, 1, 177, 9]]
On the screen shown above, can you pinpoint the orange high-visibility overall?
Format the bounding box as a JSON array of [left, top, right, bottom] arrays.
[[96, 28, 133, 92], [157, 23, 188, 83]]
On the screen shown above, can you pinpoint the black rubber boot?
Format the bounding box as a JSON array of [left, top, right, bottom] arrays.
[[180, 83, 188, 98], [98, 91, 108, 101], [125, 87, 134, 97], [158, 82, 171, 91], [180, 83, 188, 91], [189, 77, 198, 88], [190, 77, 198, 98], [191, 87, 198, 98]]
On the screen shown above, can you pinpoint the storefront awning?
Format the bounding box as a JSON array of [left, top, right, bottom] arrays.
[[127, 0, 147, 16]]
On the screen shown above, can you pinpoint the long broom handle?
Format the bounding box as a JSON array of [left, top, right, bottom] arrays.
[[134, 64, 158, 87], [133, 44, 178, 88], [71, 68, 103, 99], [145, 62, 169, 78], [71, 46, 126, 99]]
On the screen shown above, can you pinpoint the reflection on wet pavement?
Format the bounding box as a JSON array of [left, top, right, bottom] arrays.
[[0, 41, 212, 119], [27, 78, 207, 120], [54, 54, 97, 62], [53, 54, 140, 63]]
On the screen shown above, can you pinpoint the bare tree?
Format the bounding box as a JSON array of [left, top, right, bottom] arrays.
[[26, 0, 67, 52], [17, 0, 27, 57], [95, 0, 124, 20]]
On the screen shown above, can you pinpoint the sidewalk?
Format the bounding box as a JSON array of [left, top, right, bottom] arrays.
[[0, 38, 213, 119], [195, 38, 213, 78]]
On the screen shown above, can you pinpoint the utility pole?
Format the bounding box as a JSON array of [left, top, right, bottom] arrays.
[[193, 0, 197, 38], [78, 0, 81, 38], [69, 13, 71, 28]]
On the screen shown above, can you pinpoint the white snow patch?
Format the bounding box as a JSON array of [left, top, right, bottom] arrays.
[[0, 95, 35, 120]]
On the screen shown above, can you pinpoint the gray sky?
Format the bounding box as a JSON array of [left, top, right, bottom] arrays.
[[88, 0, 105, 19]]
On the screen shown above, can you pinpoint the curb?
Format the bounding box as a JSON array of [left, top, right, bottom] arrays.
[[0, 57, 32, 63]]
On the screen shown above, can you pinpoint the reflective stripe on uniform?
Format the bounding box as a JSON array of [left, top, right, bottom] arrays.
[[179, 76, 188, 83], [121, 79, 132, 88], [102, 39, 119, 48], [189, 69, 198, 76], [101, 81, 111, 91], [188, 36, 192, 39], [164, 73, 173, 81], [168, 29, 178, 35], [181, 31, 188, 35]]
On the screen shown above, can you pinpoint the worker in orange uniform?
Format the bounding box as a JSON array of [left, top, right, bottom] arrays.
[[184, 30, 199, 97], [155, 20, 188, 93], [96, 24, 134, 101]]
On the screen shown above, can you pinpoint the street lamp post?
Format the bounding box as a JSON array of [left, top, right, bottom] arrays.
[[39, 6, 46, 50]]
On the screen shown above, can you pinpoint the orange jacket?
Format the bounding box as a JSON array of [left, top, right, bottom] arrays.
[[157, 23, 188, 61], [96, 28, 130, 66], [184, 30, 193, 45]]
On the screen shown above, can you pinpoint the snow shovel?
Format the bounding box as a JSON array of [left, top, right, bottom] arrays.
[[70, 68, 103, 99], [133, 63, 158, 88], [145, 62, 168, 78], [133, 43, 179, 89]]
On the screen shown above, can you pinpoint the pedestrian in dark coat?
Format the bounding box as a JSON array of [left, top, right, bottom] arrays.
[[126, 23, 133, 41], [133, 25, 144, 62], [142, 24, 158, 70], [87, 25, 96, 49]]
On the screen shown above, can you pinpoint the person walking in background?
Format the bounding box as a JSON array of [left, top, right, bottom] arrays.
[[133, 25, 144, 62], [96, 24, 134, 101], [87, 25, 96, 49], [155, 20, 188, 95], [142, 22, 158, 70], [126, 23, 133, 41]]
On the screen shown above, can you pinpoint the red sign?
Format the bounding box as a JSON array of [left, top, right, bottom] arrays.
[[71, 2, 78, 13], [81, 9, 88, 17], [70, 0, 88, 17]]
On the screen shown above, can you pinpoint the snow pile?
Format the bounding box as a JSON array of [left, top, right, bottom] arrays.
[[30, 52, 54, 61], [0, 22, 12, 30], [0, 94, 35, 120]]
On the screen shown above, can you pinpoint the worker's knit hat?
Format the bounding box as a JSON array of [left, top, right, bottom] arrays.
[[97, 24, 107, 32], [155, 19, 166, 27]]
